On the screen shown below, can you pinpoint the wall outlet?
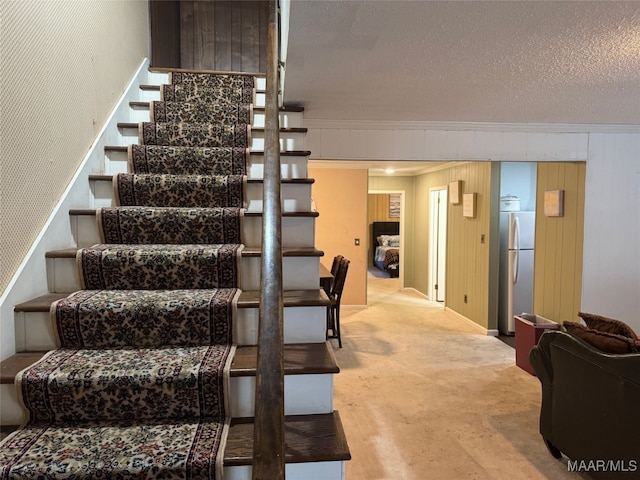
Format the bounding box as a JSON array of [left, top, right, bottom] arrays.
[[464, 294, 468, 303]]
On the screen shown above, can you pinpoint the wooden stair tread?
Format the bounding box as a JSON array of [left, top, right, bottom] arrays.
[[224, 411, 350, 466], [129, 101, 302, 113], [237, 289, 329, 308], [0, 412, 351, 467], [68, 208, 319, 218], [88, 174, 313, 184], [104, 145, 310, 156], [231, 342, 339, 377], [1, 352, 46, 384], [15, 290, 329, 313], [240, 247, 323, 257], [116, 123, 306, 134], [148, 67, 263, 76], [1, 343, 338, 384], [14, 293, 69, 312], [46, 247, 323, 258]]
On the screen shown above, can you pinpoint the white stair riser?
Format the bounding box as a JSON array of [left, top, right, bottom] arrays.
[[242, 216, 315, 248], [225, 461, 346, 480], [104, 149, 309, 180], [71, 214, 315, 249], [47, 256, 320, 293], [251, 130, 305, 151], [245, 183, 311, 213], [147, 71, 169, 84], [247, 154, 308, 180], [89, 179, 311, 213], [253, 111, 302, 128], [241, 256, 319, 291], [230, 374, 334, 418], [1, 373, 333, 426], [236, 306, 327, 345], [1, 386, 23, 425], [15, 305, 327, 352]]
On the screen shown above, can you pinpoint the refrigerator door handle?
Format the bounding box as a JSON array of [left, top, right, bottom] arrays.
[[513, 249, 519, 284], [514, 216, 520, 251]]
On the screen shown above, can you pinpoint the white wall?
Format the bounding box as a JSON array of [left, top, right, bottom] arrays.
[[581, 133, 640, 330], [0, 1, 150, 360], [0, 1, 150, 295], [304, 122, 640, 331]]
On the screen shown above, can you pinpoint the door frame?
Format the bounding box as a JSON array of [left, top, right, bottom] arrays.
[[429, 186, 448, 303]]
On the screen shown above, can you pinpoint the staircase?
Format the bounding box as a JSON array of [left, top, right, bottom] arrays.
[[0, 70, 349, 479]]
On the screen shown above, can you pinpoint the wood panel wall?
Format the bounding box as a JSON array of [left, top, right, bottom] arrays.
[[533, 162, 586, 323], [150, 0, 268, 72]]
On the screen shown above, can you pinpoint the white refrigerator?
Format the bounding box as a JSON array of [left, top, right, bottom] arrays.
[[499, 211, 535, 334]]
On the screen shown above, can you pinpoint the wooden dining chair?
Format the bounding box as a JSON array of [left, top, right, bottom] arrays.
[[327, 257, 349, 348], [329, 254, 344, 292]]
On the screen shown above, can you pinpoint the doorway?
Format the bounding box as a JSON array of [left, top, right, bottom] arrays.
[[429, 187, 447, 302], [367, 190, 405, 287]]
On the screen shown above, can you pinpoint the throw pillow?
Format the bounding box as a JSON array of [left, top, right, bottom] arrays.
[[563, 322, 639, 354], [578, 312, 638, 339]]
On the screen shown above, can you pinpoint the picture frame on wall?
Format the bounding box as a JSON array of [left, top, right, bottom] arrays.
[[463, 193, 477, 218], [449, 180, 461, 204], [544, 189, 564, 217], [389, 194, 401, 218]]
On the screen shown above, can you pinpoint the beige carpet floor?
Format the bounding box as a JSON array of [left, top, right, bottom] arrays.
[[332, 269, 589, 480]]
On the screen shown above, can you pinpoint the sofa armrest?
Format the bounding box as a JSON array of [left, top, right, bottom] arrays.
[[529, 330, 640, 466]]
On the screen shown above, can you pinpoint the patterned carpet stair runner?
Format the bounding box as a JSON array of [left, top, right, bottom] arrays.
[[0, 72, 254, 478]]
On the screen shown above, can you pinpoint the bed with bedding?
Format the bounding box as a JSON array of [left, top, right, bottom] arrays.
[[372, 221, 400, 278]]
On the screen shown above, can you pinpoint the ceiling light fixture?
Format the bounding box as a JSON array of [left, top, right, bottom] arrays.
[[385, 168, 395, 174]]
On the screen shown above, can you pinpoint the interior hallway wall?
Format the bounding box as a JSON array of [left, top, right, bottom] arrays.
[[0, 0, 150, 295], [309, 167, 368, 306]]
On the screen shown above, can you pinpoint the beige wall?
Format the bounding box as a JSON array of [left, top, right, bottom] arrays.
[[0, 1, 150, 295], [534, 162, 586, 322], [309, 167, 368, 305]]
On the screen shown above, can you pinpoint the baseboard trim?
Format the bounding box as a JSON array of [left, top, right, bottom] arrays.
[[402, 287, 430, 300], [444, 307, 498, 336]]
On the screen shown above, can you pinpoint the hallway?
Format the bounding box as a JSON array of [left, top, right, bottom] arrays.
[[332, 270, 586, 480]]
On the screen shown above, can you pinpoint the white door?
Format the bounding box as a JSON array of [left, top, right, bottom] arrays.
[[429, 188, 447, 302]]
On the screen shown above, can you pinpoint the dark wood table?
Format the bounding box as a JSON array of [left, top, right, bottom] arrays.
[[319, 263, 333, 295]]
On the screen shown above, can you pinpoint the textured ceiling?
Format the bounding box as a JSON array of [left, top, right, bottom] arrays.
[[284, 0, 640, 125]]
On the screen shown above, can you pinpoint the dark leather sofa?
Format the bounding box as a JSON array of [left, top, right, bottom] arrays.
[[529, 330, 640, 479]]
